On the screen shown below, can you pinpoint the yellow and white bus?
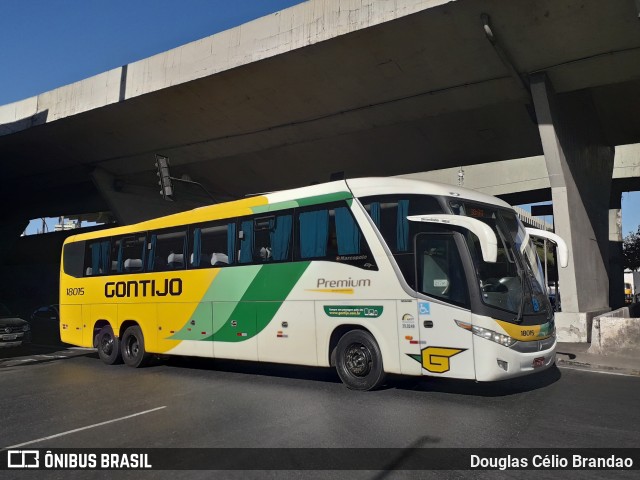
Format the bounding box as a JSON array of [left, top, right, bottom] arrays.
[[60, 177, 567, 390]]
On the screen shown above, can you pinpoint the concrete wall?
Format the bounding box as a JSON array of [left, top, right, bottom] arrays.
[[589, 305, 640, 359]]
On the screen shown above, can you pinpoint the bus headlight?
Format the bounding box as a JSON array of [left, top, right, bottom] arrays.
[[472, 325, 516, 347], [455, 320, 515, 347]]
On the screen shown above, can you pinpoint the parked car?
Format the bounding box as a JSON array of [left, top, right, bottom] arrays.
[[0, 303, 31, 348], [29, 304, 60, 345]]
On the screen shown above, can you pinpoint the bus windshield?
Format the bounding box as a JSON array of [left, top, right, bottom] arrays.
[[449, 201, 550, 322]]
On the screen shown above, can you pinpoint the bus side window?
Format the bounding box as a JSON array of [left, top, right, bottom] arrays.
[[362, 194, 444, 285], [253, 214, 293, 263], [298, 209, 329, 259], [191, 222, 232, 268], [84, 240, 110, 276], [148, 229, 187, 272], [110, 238, 123, 273], [415, 233, 469, 308], [296, 202, 376, 270], [270, 214, 292, 261], [253, 216, 273, 262], [238, 212, 293, 264], [111, 234, 146, 273]]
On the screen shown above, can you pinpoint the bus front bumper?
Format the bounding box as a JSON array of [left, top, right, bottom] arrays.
[[473, 336, 557, 382]]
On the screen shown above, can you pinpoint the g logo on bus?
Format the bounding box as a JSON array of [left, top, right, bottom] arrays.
[[408, 346, 466, 373]]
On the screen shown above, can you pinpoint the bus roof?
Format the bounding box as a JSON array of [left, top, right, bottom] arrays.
[[347, 177, 512, 208], [65, 177, 512, 243]]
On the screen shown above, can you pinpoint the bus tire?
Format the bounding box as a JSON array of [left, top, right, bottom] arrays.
[[121, 325, 150, 368], [97, 325, 122, 365], [335, 330, 386, 391]]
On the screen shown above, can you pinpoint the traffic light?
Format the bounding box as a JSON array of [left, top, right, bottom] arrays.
[[155, 154, 174, 201]]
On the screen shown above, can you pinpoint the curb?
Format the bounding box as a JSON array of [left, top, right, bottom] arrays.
[[556, 357, 640, 377]]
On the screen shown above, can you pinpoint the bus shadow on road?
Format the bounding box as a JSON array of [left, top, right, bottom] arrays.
[[163, 356, 344, 385], [160, 355, 561, 395], [391, 365, 562, 396]]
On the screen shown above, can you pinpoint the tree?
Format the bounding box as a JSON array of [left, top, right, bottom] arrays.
[[623, 226, 640, 271]]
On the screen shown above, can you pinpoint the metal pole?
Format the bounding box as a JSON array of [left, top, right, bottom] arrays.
[[544, 238, 548, 290]]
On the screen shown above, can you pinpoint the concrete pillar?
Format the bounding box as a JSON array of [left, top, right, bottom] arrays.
[[609, 190, 625, 310], [530, 73, 614, 342], [91, 168, 202, 225]]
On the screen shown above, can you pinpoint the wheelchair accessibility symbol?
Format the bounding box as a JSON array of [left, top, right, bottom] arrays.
[[419, 302, 430, 315]]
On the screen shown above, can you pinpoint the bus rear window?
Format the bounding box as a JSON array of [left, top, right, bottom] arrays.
[[63, 241, 85, 278]]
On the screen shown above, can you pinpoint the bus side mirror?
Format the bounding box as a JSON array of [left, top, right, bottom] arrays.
[[525, 228, 569, 268], [407, 214, 498, 263]]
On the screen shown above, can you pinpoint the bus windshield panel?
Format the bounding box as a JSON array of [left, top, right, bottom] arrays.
[[449, 201, 551, 323]]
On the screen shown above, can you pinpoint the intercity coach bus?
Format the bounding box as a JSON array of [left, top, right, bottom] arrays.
[[60, 178, 567, 390]]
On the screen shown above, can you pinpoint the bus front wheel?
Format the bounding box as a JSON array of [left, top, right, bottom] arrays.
[[121, 325, 150, 368], [335, 330, 386, 391], [97, 325, 122, 365]]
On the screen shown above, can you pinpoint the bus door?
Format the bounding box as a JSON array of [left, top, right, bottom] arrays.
[[414, 232, 475, 380]]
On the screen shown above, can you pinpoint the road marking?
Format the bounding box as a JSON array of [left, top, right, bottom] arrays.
[[2, 406, 166, 451]]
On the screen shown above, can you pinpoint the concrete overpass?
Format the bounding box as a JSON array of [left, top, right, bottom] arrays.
[[2, 0, 640, 340], [400, 143, 640, 204]]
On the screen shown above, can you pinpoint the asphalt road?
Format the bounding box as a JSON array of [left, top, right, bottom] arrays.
[[1, 345, 639, 479]]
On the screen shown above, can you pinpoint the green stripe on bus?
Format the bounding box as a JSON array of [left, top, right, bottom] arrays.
[[250, 200, 299, 214], [250, 192, 352, 214], [296, 192, 352, 207], [203, 266, 262, 302], [168, 262, 310, 342], [168, 266, 260, 340], [168, 302, 213, 341], [204, 261, 310, 342], [240, 262, 310, 302]]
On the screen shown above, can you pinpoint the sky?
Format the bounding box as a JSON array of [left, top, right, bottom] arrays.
[[0, 0, 303, 105], [521, 193, 640, 239], [2, 1, 639, 236], [1, 0, 303, 234], [621, 192, 640, 236]]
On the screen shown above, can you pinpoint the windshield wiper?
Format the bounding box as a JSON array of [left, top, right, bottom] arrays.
[[515, 273, 526, 324]]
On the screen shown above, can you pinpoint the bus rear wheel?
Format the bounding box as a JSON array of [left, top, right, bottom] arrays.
[[335, 330, 386, 391], [121, 325, 150, 368], [97, 325, 122, 365]]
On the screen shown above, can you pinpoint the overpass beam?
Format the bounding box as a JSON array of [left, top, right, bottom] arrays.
[[531, 73, 614, 342], [91, 168, 198, 225]]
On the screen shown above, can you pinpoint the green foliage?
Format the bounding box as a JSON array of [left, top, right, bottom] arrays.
[[623, 226, 640, 271], [535, 243, 555, 269]]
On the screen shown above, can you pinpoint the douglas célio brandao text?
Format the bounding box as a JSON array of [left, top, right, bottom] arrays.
[[470, 454, 634, 470]]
